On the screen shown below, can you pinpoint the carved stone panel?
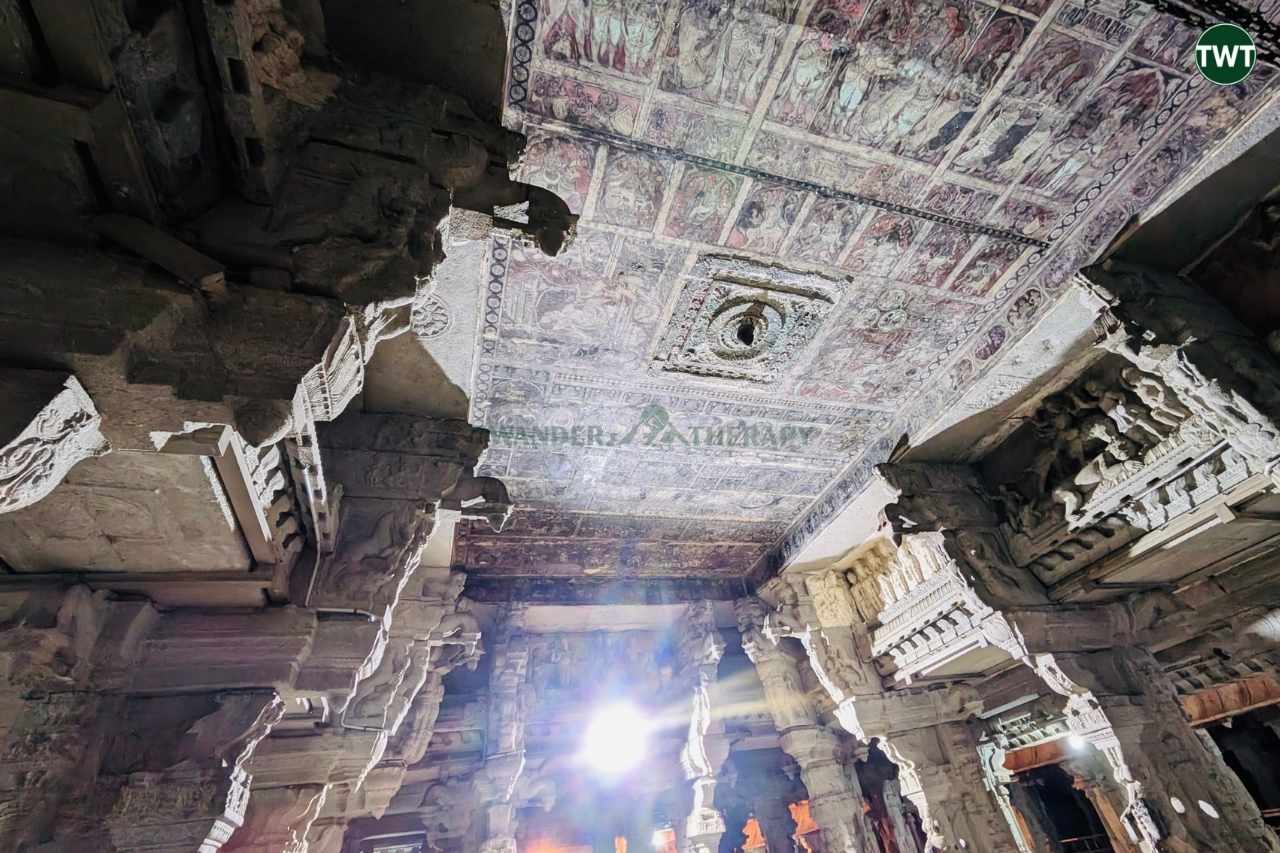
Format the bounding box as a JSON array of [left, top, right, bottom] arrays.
[[653, 256, 845, 383]]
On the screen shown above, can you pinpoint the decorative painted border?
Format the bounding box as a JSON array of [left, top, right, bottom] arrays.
[[506, 0, 539, 109], [565, 126, 1050, 248]]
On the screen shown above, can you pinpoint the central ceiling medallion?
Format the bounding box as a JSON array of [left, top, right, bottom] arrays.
[[653, 255, 844, 383]]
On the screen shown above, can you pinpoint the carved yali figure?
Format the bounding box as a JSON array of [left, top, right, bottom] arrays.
[[1120, 367, 1191, 430], [0, 375, 110, 514]]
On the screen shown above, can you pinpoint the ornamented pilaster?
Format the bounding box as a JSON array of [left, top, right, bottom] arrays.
[[0, 369, 109, 514], [677, 600, 729, 853], [474, 604, 531, 853]]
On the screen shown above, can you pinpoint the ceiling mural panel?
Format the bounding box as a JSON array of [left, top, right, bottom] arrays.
[[455, 0, 1280, 580]]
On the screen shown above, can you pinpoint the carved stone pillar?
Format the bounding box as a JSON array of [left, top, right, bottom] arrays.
[[0, 369, 109, 513], [678, 601, 729, 853], [757, 574, 1024, 853], [736, 598, 878, 853], [780, 728, 878, 853], [876, 718, 1022, 853], [1033, 647, 1280, 852], [102, 691, 286, 852], [226, 514, 485, 852], [0, 586, 294, 852], [473, 605, 530, 853]]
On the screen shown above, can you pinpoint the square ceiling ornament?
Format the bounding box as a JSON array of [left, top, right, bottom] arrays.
[[652, 255, 846, 383]]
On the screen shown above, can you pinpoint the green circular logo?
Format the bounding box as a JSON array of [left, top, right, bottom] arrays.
[[1195, 23, 1257, 85]]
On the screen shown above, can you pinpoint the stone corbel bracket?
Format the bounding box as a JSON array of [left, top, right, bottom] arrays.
[[0, 370, 109, 514]]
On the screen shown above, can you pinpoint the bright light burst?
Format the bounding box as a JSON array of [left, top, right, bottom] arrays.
[[582, 702, 649, 775]]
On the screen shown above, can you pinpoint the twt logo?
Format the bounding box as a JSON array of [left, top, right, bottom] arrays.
[[1195, 24, 1256, 85]]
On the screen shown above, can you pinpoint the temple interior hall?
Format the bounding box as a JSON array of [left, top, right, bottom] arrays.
[[4, 1, 1280, 851]]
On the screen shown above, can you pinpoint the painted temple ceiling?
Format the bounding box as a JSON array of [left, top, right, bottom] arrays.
[[453, 0, 1280, 582]]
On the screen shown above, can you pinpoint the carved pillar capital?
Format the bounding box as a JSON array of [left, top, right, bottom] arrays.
[[874, 464, 1050, 608], [736, 596, 787, 666]]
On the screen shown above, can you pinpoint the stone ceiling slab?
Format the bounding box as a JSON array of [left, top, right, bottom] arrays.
[[455, 0, 1280, 583]]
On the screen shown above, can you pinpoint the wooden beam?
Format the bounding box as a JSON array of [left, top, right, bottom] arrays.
[[1004, 738, 1069, 774], [1182, 674, 1280, 727]]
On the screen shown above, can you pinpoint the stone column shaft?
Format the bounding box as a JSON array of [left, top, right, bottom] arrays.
[[780, 728, 877, 853]]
